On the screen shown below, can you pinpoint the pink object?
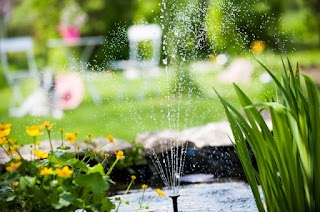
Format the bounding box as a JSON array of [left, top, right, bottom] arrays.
[[57, 25, 80, 44], [55, 72, 85, 110]]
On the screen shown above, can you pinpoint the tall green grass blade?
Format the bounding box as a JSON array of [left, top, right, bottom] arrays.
[[217, 58, 320, 212], [215, 90, 265, 211]]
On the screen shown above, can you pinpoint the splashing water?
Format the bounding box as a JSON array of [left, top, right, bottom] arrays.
[[61, 0, 291, 200]]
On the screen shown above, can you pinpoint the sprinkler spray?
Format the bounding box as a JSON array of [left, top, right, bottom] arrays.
[[169, 195, 180, 212]]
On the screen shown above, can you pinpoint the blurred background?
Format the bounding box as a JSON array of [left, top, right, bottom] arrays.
[[0, 0, 319, 142]]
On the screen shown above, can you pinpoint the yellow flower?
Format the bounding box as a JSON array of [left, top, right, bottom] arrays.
[[12, 144, 19, 151], [5, 161, 22, 172], [5, 144, 19, 155], [87, 133, 93, 138], [65, 132, 76, 143], [34, 149, 48, 159], [40, 167, 53, 176], [74, 131, 79, 136], [115, 150, 124, 160], [0, 137, 6, 145], [43, 121, 53, 131], [0, 123, 11, 137], [251, 40, 266, 54], [56, 166, 73, 178], [142, 184, 148, 190], [26, 125, 43, 137], [14, 156, 21, 161], [107, 134, 114, 143], [104, 153, 110, 158], [131, 175, 136, 181], [8, 138, 15, 144], [155, 188, 166, 196], [93, 149, 100, 155]]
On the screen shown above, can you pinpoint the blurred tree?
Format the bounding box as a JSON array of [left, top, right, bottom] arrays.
[[7, 0, 135, 68], [302, 0, 320, 46], [133, 0, 161, 24], [205, 0, 289, 55]]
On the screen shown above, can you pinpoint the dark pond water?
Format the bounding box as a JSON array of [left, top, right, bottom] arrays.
[[112, 181, 262, 212]]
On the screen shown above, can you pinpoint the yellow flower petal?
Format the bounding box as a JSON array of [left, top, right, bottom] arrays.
[[65, 132, 76, 143], [108, 134, 114, 143], [5, 161, 22, 172], [115, 150, 124, 160], [34, 149, 48, 159], [43, 121, 53, 130], [56, 166, 73, 178], [0, 123, 11, 137], [142, 184, 148, 190], [155, 188, 166, 196], [26, 125, 43, 137], [40, 167, 53, 176]]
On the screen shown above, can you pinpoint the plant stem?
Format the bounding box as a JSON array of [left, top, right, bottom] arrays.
[[48, 130, 53, 152], [106, 158, 118, 176], [135, 190, 146, 211], [124, 179, 134, 195]]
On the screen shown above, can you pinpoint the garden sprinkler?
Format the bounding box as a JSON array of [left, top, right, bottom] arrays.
[[169, 195, 180, 212]]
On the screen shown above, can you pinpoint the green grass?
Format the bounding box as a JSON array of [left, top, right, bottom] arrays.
[[1, 50, 319, 144]]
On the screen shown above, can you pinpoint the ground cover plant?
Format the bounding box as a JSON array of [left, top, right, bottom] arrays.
[[0, 122, 166, 211], [217, 58, 320, 211]]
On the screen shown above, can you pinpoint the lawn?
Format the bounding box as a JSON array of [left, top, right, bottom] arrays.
[[1, 50, 319, 144]]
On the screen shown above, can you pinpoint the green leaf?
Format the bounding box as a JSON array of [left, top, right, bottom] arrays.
[[60, 191, 75, 203], [52, 196, 71, 209], [74, 160, 89, 173], [87, 163, 105, 175], [19, 176, 36, 190], [74, 172, 109, 202], [101, 197, 116, 211], [84, 148, 95, 160]]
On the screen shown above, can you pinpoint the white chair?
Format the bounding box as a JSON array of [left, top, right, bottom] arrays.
[[128, 24, 162, 69], [0, 37, 40, 113]]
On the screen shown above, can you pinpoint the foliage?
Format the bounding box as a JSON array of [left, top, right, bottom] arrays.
[[0, 122, 124, 211], [280, 9, 319, 49], [7, 0, 135, 66], [216, 59, 320, 211], [301, 0, 320, 46], [205, 0, 288, 54]]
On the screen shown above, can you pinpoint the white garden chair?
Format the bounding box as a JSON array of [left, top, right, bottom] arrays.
[[128, 24, 162, 69], [0, 37, 40, 113]]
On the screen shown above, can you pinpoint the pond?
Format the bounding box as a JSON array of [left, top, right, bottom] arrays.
[[112, 181, 261, 212]]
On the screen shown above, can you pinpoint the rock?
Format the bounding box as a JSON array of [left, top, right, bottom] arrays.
[[180, 121, 233, 148], [0, 137, 132, 164], [218, 58, 254, 83], [135, 121, 234, 153]]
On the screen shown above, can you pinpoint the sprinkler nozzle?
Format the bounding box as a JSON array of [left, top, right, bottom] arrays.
[[169, 195, 180, 212]]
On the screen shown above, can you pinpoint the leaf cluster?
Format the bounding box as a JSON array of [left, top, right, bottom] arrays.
[[216, 58, 320, 211]]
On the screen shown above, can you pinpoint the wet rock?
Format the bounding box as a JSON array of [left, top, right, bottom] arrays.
[[135, 120, 263, 182], [136, 121, 233, 152]]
